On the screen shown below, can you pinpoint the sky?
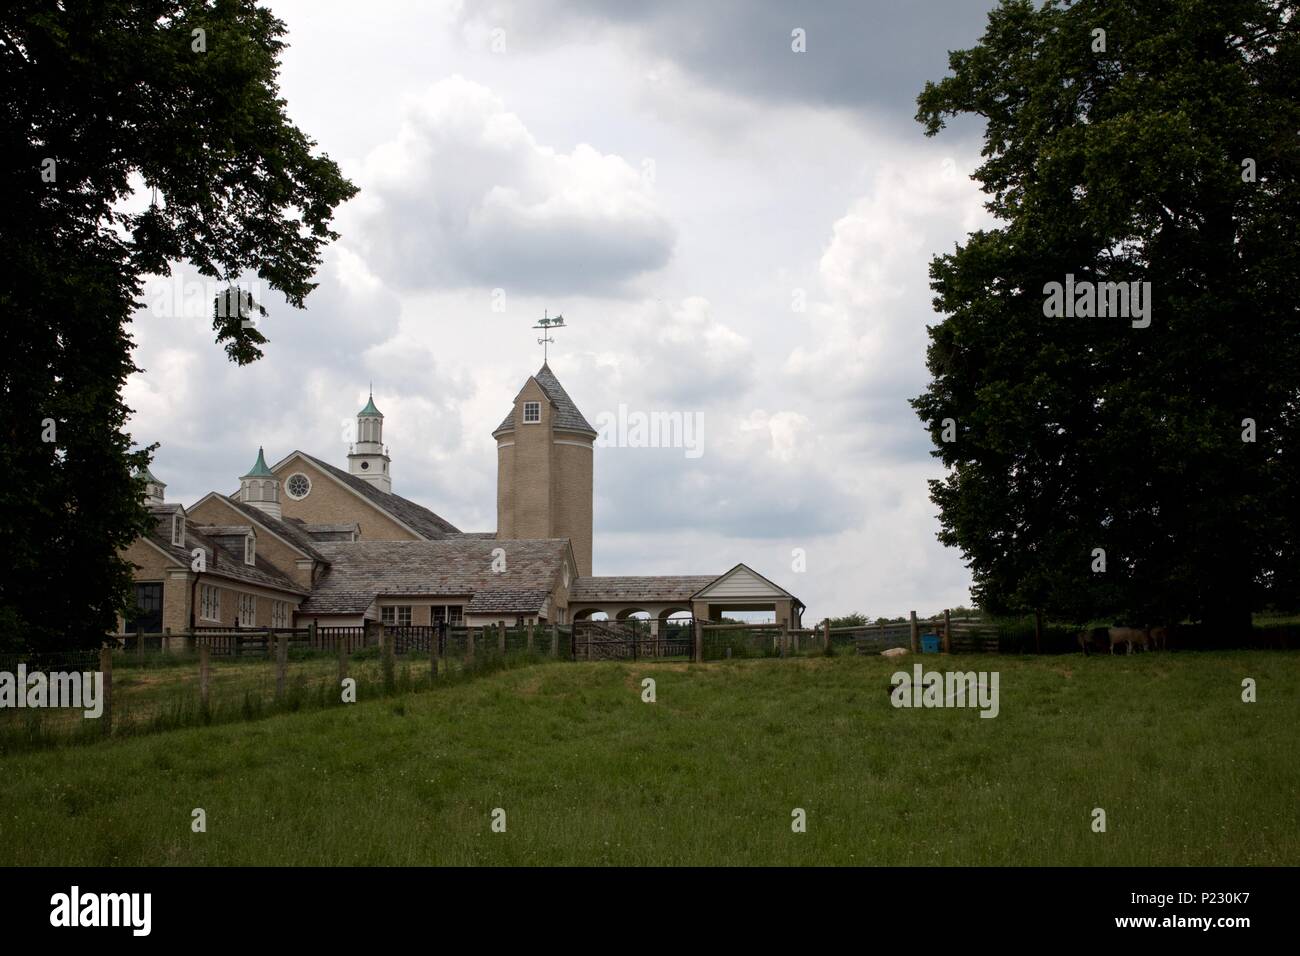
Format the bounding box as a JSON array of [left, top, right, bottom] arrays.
[[125, 0, 1004, 621]]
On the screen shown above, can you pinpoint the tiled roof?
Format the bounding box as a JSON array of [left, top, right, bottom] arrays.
[[295, 521, 359, 542], [494, 364, 597, 437], [289, 451, 461, 539], [298, 538, 569, 615], [467, 588, 553, 614], [194, 524, 252, 537], [143, 527, 307, 596], [212, 496, 329, 563], [568, 575, 720, 603]]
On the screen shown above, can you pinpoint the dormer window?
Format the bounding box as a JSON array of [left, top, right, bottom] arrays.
[[171, 514, 184, 546], [523, 401, 541, 424], [244, 533, 255, 566]]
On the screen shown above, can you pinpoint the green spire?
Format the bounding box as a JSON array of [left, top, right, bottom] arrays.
[[242, 446, 275, 478], [135, 464, 164, 485], [359, 387, 383, 418]]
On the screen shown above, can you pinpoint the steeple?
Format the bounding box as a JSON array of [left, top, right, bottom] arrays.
[[348, 388, 392, 492], [136, 464, 166, 506], [239, 446, 282, 519]]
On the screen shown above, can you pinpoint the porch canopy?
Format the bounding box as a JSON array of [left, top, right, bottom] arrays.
[[568, 563, 804, 628]]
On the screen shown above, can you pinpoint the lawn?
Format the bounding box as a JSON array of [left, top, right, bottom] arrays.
[[0, 651, 1294, 866]]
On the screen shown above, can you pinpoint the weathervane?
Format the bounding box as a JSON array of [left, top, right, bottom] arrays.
[[533, 310, 566, 363]]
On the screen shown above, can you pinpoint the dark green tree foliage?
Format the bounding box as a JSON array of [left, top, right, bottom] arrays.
[[1, 2, 356, 651], [913, 0, 1300, 635]]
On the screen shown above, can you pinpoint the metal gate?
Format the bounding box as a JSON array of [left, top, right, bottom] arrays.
[[571, 619, 694, 661]]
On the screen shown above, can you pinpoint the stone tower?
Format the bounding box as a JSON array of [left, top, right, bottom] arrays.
[[348, 390, 392, 492], [493, 363, 595, 575]]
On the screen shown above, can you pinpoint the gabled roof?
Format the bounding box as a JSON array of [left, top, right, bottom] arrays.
[[494, 363, 597, 437], [138, 524, 308, 596], [689, 563, 805, 609], [271, 450, 462, 540], [298, 538, 571, 615], [194, 492, 329, 563]]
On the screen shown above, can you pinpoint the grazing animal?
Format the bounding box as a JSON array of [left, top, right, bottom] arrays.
[[1147, 626, 1170, 651], [1077, 627, 1109, 656], [1108, 626, 1148, 654]]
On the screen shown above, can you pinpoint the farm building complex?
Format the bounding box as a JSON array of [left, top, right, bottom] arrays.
[[121, 364, 804, 637]]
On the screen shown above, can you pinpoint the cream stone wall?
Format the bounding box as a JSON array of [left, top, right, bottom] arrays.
[[120, 539, 192, 634], [273, 456, 418, 541], [189, 496, 316, 590], [496, 380, 595, 575], [552, 430, 593, 576]]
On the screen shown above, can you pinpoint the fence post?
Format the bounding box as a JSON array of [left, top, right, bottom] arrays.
[[499, 620, 507, 655], [943, 609, 952, 654], [909, 611, 919, 654], [308, 620, 317, 649], [275, 633, 288, 701], [199, 643, 211, 711], [693, 619, 704, 663], [823, 617, 831, 652], [382, 634, 395, 693], [780, 622, 789, 658], [430, 625, 439, 680], [99, 646, 113, 737], [551, 623, 559, 657], [338, 630, 349, 684], [467, 627, 476, 664], [136, 625, 144, 661], [527, 620, 534, 653]]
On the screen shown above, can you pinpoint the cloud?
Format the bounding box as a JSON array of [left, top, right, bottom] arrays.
[[453, 0, 1000, 119], [353, 75, 675, 294]]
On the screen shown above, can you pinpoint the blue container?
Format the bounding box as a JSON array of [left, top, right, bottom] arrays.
[[921, 634, 941, 653]]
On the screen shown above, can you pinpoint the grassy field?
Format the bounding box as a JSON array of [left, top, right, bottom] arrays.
[[0, 651, 1295, 866]]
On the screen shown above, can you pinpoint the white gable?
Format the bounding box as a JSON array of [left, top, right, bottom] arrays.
[[693, 564, 790, 601]]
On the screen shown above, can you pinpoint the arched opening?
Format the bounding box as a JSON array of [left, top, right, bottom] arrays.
[[615, 608, 650, 621]]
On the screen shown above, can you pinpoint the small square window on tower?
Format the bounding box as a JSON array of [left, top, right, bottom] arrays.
[[523, 401, 541, 424]]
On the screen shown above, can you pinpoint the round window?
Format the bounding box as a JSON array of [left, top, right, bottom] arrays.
[[360, 461, 369, 470], [286, 473, 311, 499]]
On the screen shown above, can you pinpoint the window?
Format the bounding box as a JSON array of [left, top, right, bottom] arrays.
[[171, 514, 184, 546], [432, 605, 464, 626], [523, 401, 541, 424], [381, 606, 395, 626], [396, 606, 412, 626], [271, 600, 291, 629], [285, 473, 311, 499], [236, 592, 256, 627], [244, 534, 255, 565], [126, 583, 163, 633], [199, 584, 220, 622]]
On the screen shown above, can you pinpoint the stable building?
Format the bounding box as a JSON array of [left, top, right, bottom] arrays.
[[122, 363, 803, 634]]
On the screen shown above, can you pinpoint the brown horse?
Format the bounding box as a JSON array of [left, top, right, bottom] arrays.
[[1107, 627, 1148, 654], [1146, 626, 1170, 651]]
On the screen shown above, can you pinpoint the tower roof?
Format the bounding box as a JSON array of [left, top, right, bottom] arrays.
[[241, 446, 276, 478], [359, 391, 383, 417], [494, 363, 596, 436], [135, 464, 165, 486]]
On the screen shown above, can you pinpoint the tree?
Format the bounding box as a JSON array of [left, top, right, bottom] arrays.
[[912, 0, 1300, 637], [1, 2, 356, 651]]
